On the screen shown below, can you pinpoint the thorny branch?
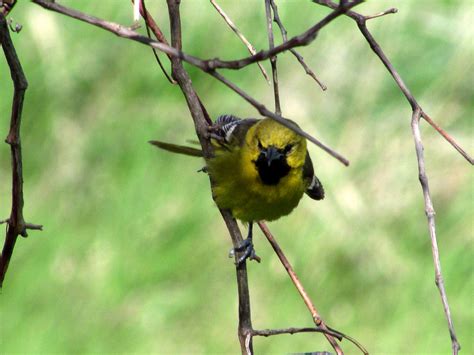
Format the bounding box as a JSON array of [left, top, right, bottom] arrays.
[[313, 1, 471, 353], [0, 13, 42, 288]]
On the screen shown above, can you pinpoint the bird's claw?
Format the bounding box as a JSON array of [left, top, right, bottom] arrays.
[[229, 239, 261, 266]]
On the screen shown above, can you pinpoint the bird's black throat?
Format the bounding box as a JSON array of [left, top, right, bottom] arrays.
[[255, 150, 291, 185]]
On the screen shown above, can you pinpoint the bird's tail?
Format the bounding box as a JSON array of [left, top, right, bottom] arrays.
[[149, 140, 203, 157]]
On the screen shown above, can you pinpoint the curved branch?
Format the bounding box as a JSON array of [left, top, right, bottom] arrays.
[[314, 0, 472, 165], [314, 1, 465, 353], [32, 0, 351, 167], [0, 13, 42, 288]]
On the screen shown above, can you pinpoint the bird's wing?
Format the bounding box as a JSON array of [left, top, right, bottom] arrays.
[[212, 115, 259, 147], [150, 115, 259, 157], [303, 152, 325, 200]]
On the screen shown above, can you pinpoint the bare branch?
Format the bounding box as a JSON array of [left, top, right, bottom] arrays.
[[258, 222, 344, 354], [32, 0, 351, 166], [211, 70, 350, 165], [210, 0, 270, 83], [314, 0, 473, 165], [258, 221, 369, 354], [252, 327, 342, 339], [364, 7, 398, 21], [0, 13, 42, 288], [313, 1, 466, 352], [270, 0, 327, 91], [165, 1, 254, 352], [265, 0, 281, 115], [32, 0, 362, 72], [421, 111, 473, 165], [410, 109, 461, 355], [132, 0, 176, 84]]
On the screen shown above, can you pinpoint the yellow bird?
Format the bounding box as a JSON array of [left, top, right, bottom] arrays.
[[150, 115, 324, 264]]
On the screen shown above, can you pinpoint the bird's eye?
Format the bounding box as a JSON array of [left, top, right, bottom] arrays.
[[284, 144, 293, 154]]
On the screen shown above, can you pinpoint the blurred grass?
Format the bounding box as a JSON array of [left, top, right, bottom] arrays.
[[0, 1, 472, 354]]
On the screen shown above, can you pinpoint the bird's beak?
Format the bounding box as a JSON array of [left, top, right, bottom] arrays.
[[264, 146, 283, 167]]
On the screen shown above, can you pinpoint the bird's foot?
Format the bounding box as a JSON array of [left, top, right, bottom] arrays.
[[229, 238, 261, 266]]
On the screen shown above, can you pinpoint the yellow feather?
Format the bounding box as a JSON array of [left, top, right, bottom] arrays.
[[208, 118, 308, 222], [151, 117, 316, 223]]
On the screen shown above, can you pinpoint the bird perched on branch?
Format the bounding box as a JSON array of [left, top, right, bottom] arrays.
[[150, 115, 324, 265]]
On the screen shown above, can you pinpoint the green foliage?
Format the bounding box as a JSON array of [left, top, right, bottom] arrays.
[[1, 1, 472, 353]]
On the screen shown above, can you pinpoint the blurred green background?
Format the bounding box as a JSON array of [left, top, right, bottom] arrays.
[[1, 1, 472, 354]]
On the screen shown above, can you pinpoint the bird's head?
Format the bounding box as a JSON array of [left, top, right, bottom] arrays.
[[246, 118, 307, 185]]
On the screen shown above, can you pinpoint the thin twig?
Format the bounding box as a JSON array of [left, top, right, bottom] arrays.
[[410, 108, 460, 355], [32, 0, 362, 72], [165, 1, 254, 353], [313, 1, 465, 353], [210, 0, 270, 84], [258, 222, 369, 354], [263, 2, 341, 352], [421, 111, 473, 165], [314, 0, 472, 165], [0, 13, 42, 288], [132, 0, 176, 84], [264, 0, 281, 115], [364, 7, 398, 21], [270, 0, 327, 91], [252, 327, 342, 339], [326, 326, 370, 355], [32, 0, 351, 166], [257, 222, 344, 354], [210, 70, 349, 165]]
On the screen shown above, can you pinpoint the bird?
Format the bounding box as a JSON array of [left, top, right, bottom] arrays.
[[150, 114, 324, 265]]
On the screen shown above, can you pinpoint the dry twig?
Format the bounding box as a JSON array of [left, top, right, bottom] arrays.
[[33, 0, 354, 166], [264, 0, 281, 115], [270, 0, 327, 91], [28, 1, 365, 352], [313, 1, 470, 353], [258, 222, 369, 354], [165, 1, 255, 351], [18, 1, 470, 354], [210, 0, 270, 83], [0, 13, 43, 288], [131, 0, 175, 84], [259, 2, 349, 352]]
